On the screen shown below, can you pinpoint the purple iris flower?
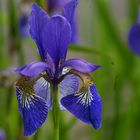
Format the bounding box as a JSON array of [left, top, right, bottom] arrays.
[[46, 0, 70, 11], [15, 0, 102, 136], [0, 129, 5, 140], [20, 15, 29, 37], [128, 12, 140, 55], [47, 0, 78, 42]]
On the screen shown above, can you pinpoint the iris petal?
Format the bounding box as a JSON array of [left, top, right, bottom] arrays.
[[63, 0, 78, 42], [34, 77, 52, 109], [29, 3, 49, 60], [15, 61, 49, 77], [30, 3, 72, 66], [60, 74, 79, 109], [16, 76, 49, 136], [41, 15, 72, 67], [61, 58, 101, 73], [128, 23, 140, 55], [61, 84, 102, 129], [16, 87, 48, 136], [47, 0, 70, 10]]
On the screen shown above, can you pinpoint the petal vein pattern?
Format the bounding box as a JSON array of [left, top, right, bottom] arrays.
[[40, 15, 72, 67], [61, 84, 102, 129], [76, 87, 93, 107], [60, 74, 79, 109], [34, 77, 52, 109], [16, 76, 48, 136], [17, 88, 35, 109], [29, 3, 49, 60]]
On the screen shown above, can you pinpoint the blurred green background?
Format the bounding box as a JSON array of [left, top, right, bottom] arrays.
[[0, 0, 140, 140]]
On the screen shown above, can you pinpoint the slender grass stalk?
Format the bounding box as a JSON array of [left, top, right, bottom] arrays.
[[92, 1, 135, 140], [131, 76, 140, 140], [8, 0, 25, 66], [128, 0, 138, 23], [7, 0, 25, 139], [51, 84, 60, 140], [94, 0, 135, 75], [0, 0, 5, 67], [128, 0, 140, 139]]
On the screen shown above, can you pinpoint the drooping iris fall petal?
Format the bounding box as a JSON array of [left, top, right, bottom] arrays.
[[16, 77, 48, 136], [61, 84, 102, 129], [17, 88, 48, 136]]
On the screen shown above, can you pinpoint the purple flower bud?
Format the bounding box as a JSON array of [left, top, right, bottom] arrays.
[[128, 11, 140, 55], [0, 129, 5, 140]]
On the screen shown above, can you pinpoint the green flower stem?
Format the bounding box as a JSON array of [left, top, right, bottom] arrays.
[[51, 84, 60, 140], [0, 0, 5, 67]]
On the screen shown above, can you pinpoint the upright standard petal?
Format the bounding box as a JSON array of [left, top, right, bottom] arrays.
[[128, 23, 140, 55], [29, 3, 49, 60], [61, 58, 101, 73], [30, 3, 72, 67], [61, 84, 102, 129], [16, 76, 48, 136], [63, 0, 78, 42], [41, 15, 72, 68], [15, 61, 49, 77]]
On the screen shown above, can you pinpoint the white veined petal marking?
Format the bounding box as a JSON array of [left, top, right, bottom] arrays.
[[16, 76, 38, 109], [17, 88, 35, 109], [34, 77, 50, 99], [75, 86, 93, 107], [34, 77, 52, 109], [60, 74, 79, 98]]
